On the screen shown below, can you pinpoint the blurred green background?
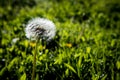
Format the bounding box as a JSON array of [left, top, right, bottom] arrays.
[[0, 0, 120, 80]]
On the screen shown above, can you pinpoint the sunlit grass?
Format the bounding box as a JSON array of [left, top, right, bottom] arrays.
[[0, 0, 120, 80]]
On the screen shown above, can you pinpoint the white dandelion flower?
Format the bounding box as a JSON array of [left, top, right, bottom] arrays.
[[25, 17, 56, 41]]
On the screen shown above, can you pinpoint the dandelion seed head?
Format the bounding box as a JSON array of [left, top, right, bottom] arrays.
[[25, 18, 56, 41]]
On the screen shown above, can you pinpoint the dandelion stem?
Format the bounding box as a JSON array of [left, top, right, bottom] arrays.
[[32, 39, 39, 80]]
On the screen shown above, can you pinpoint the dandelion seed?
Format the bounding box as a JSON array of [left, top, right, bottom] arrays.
[[2, 59, 6, 61], [12, 38, 19, 43], [25, 17, 56, 41], [39, 52, 42, 55]]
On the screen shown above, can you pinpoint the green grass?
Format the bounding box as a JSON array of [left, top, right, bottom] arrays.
[[0, 0, 120, 80]]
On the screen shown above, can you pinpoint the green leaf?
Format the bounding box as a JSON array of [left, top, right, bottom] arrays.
[[7, 57, 19, 71], [86, 47, 91, 53], [111, 39, 115, 47], [116, 61, 120, 69], [64, 63, 77, 74], [0, 67, 7, 76], [20, 73, 26, 80], [64, 69, 69, 77], [101, 74, 107, 80]]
